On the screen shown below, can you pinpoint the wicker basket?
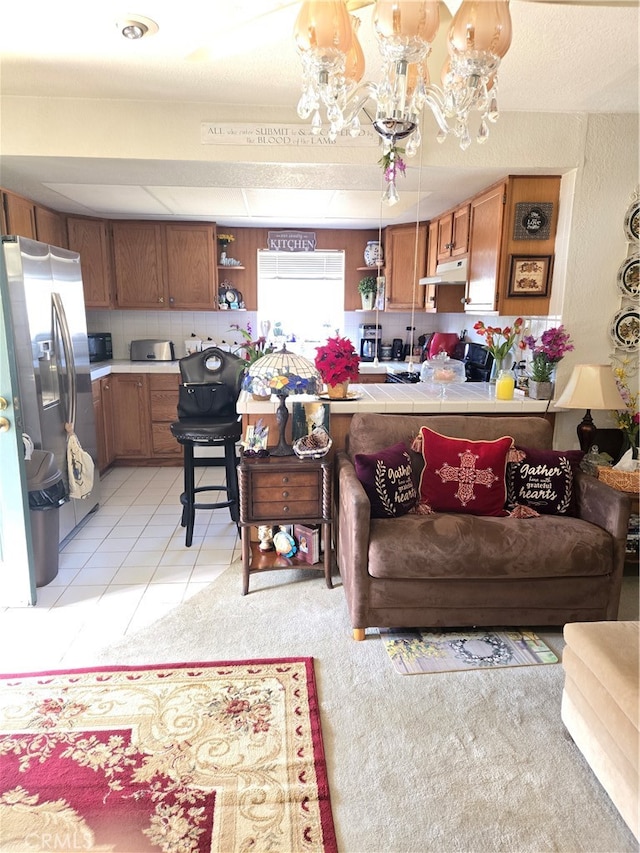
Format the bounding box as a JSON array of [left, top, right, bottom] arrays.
[[597, 466, 640, 493]]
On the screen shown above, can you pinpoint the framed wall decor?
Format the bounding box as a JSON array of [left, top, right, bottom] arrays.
[[508, 255, 552, 298], [513, 202, 554, 240]]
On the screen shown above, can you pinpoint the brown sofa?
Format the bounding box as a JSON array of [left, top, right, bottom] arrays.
[[335, 414, 631, 640]]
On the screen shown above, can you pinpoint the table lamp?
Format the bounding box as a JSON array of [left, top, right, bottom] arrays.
[[554, 364, 626, 452], [246, 346, 321, 456]]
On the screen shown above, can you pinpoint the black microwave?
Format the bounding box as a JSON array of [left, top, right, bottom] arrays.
[[87, 332, 113, 363]]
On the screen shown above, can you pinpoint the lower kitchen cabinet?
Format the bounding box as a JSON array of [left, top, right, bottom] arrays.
[[149, 374, 182, 459], [97, 372, 181, 465], [110, 374, 152, 459], [92, 378, 113, 473]]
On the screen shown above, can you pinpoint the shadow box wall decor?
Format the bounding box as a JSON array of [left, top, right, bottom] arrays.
[[507, 255, 552, 298], [513, 202, 554, 240]]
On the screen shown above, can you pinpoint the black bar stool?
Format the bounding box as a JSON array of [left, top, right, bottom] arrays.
[[170, 348, 246, 547]]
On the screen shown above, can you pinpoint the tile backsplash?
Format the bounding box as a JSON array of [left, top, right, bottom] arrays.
[[87, 309, 558, 364]]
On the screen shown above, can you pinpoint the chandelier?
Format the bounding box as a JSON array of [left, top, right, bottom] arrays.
[[293, 0, 512, 201]]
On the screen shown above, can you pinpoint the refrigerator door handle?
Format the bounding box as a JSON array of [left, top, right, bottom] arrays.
[[52, 292, 77, 428]]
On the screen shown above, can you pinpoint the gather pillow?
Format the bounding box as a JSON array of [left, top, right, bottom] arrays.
[[354, 442, 418, 518], [417, 426, 513, 516], [506, 446, 584, 516]]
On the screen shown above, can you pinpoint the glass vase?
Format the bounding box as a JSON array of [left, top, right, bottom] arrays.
[[489, 351, 514, 384]]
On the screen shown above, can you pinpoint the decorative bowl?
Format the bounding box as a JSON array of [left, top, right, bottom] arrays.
[[293, 427, 332, 459]]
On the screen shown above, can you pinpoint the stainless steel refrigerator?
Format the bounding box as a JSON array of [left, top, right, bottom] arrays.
[[2, 235, 100, 541]]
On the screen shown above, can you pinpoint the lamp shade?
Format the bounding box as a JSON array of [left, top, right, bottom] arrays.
[[555, 364, 626, 411], [247, 345, 321, 396]]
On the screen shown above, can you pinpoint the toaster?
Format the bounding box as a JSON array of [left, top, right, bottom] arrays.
[[130, 339, 176, 362]]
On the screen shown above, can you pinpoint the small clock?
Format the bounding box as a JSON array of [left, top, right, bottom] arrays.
[[224, 288, 239, 304]]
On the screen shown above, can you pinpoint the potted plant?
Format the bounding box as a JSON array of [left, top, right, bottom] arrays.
[[358, 276, 378, 310], [524, 325, 574, 399], [229, 324, 275, 399], [314, 335, 360, 398]]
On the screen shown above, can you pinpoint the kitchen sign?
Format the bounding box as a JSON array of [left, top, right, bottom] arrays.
[[513, 202, 554, 240], [201, 122, 379, 147], [268, 231, 316, 251]]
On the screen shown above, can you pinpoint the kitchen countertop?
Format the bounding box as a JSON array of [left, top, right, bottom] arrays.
[[91, 360, 552, 414], [90, 358, 417, 380]]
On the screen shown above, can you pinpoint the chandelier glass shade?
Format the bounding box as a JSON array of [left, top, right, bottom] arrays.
[[293, 0, 513, 164]]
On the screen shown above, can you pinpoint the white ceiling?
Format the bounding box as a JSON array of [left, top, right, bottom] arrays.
[[0, 0, 638, 229]]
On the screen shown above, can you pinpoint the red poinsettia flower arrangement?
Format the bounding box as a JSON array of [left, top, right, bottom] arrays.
[[314, 335, 360, 386]]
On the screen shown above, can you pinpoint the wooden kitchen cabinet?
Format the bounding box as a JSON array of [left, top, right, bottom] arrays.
[[2, 191, 36, 239], [34, 205, 67, 248], [149, 373, 182, 459], [112, 220, 218, 310], [165, 223, 217, 310], [465, 182, 507, 313], [67, 216, 114, 308], [464, 175, 561, 316], [92, 377, 114, 473], [112, 222, 166, 309], [436, 203, 470, 262], [424, 219, 464, 314], [384, 222, 427, 311], [109, 374, 152, 458]]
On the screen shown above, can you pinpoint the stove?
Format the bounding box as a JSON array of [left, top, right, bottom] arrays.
[[386, 370, 421, 384]]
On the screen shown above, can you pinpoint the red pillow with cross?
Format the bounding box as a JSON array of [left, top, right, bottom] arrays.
[[417, 426, 514, 517]]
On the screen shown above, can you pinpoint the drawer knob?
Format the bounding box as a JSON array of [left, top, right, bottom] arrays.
[[282, 490, 289, 498], [282, 505, 290, 513], [281, 476, 289, 484]]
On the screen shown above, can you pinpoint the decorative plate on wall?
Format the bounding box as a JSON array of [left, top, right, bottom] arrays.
[[617, 254, 639, 299], [623, 198, 640, 242], [610, 306, 639, 351]]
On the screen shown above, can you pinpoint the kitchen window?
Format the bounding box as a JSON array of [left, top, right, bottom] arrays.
[[257, 250, 344, 357]]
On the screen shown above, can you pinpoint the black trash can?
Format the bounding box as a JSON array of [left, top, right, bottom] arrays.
[[25, 450, 67, 587]]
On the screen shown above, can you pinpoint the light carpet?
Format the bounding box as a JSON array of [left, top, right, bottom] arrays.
[[380, 629, 558, 674], [0, 659, 337, 853], [88, 564, 639, 853]]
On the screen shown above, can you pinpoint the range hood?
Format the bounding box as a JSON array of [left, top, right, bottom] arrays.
[[419, 258, 468, 285]]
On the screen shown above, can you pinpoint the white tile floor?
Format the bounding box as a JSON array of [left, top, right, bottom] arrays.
[[0, 465, 241, 672]]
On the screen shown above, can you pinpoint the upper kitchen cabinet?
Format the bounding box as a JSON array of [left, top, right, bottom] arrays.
[[464, 175, 561, 316], [67, 216, 114, 308], [112, 221, 218, 310], [34, 206, 67, 248], [423, 219, 465, 314], [436, 203, 470, 262], [112, 221, 166, 309], [2, 190, 36, 239], [384, 223, 427, 311], [165, 223, 216, 310], [465, 183, 507, 313]]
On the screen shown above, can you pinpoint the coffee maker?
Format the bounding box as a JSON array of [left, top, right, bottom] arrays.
[[358, 323, 382, 362]]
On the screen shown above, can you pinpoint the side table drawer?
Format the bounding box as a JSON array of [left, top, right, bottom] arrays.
[[251, 499, 322, 521], [251, 471, 321, 489]]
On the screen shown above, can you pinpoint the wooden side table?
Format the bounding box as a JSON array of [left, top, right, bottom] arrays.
[[238, 456, 333, 595]]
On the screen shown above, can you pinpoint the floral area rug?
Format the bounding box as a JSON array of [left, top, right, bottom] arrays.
[[0, 659, 337, 852], [380, 629, 558, 675]]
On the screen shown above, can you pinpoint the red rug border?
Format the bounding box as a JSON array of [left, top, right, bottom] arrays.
[[0, 657, 338, 853]]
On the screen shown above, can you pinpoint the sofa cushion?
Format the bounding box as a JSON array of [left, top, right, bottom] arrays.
[[506, 447, 584, 516], [417, 426, 513, 517], [365, 513, 614, 581], [354, 442, 417, 518]]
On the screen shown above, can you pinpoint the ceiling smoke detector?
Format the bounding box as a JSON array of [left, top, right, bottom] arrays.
[[117, 14, 158, 40]]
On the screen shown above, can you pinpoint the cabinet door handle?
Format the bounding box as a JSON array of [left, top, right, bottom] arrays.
[[158, 296, 164, 303]]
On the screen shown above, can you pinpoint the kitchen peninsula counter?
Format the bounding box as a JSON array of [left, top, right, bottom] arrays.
[[239, 383, 554, 454]]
